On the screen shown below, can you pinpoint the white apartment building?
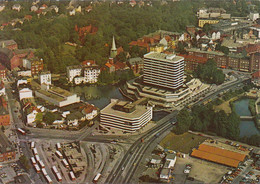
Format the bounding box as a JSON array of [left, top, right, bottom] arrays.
[[19, 88, 33, 100], [39, 71, 51, 85], [67, 65, 100, 84], [143, 52, 184, 90], [83, 66, 100, 83], [67, 65, 82, 83], [100, 99, 153, 132]]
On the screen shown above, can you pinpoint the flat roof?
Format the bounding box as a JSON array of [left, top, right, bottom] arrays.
[[144, 52, 184, 63], [101, 99, 150, 119]]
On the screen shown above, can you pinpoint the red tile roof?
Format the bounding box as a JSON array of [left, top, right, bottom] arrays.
[[82, 60, 95, 66], [117, 46, 124, 55], [114, 62, 126, 70], [245, 43, 260, 54], [252, 70, 260, 78], [105, 63, 113, 68], [178, 54, 207, 64], [83, 104, 97, 114]]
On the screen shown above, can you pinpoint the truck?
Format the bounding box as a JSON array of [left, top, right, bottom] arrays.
[[69, 171, 76, 181], [55, 150, 63, 159], [62, 159, 69, 168], [45, 175, 53, 184], [35, 155, 40, 163], [39, 160, 45, 168], [34, 164, 41, 173]]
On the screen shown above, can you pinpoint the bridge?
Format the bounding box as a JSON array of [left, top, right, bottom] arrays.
[[240, 116, 254, 121]]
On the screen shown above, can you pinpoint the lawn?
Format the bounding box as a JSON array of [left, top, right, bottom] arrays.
[[159, 132, 207, 154]]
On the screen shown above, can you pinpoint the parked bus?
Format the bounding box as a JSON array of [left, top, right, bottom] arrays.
[[45, 175, 53, 184], [30, 157, 36, 165], [42, 168, 48, 176], [52, 166, 58, 174], [56, 143, 61, 150], [55, 150, 63, 159], [35, 155, 40, 163], [55, 172, 62, 182], [39, 160, 45, 168], [17, 128, 25, 135], [30, 142, 35, 149], [93, 173, 101, 182], [33, 148, 38, 155], [69, 171, 76, 181], [62, 159, 69, 168], [34, 164, 41, 173]]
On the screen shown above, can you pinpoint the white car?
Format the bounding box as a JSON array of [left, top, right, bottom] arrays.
[[184, 169, 190, 174]]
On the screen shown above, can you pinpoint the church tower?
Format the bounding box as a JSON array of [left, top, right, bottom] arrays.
[[110, 36, 117, 58]]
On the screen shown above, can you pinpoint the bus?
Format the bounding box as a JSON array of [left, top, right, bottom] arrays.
[[33, 148, 38, 155], [62, 159, 69, 168], [30, 142, 35, 149], [34, 164, 41, 173], [39, 160, 45, 168], [52, 166, 58, 174], [17, 128, 25, 135], [30, 157, 36, 165], [55, 151, 63, 159], [69, 171, 76, 181], [45, 175, 53, 184], [93, 173, 101, 182], [56, 143, 61, 150], [42, 168, 48, 176], [55, 172, 62, 182], [35, 155, 40, 163]]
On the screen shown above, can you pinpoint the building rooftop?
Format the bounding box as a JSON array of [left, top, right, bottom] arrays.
[[101, 99, 150, 119], [186, 48, 225, 56], [0, 40, 17, 46], [67, 65, 82, 70], [144, 52, 184, 63], [0, 130, 15, 154]]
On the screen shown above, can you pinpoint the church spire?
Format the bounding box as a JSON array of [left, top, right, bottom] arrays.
[[110, 35, 117, 58]]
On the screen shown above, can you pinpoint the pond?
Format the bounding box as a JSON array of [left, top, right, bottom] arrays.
[[234, 98, 260, 137], [70, 85, 124, 109]]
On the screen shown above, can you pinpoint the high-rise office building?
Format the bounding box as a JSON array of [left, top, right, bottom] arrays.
[[143, 52, 184, 90]]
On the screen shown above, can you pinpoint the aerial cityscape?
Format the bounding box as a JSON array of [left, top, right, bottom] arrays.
[[0, 0, 260, 183]]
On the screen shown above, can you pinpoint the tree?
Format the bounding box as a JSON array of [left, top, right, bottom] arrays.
[[43, 112, 55, 125], [202, 23, 212, 33], [19, 155, 31, 171], [175, 109, 192, 134], [35, 112, 43, 123]]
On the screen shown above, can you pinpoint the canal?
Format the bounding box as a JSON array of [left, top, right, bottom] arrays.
[[234, 98, 260, 137]]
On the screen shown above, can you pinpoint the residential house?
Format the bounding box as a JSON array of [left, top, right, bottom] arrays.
[[0, 40, 18, 50], [39, 71, 51, 86], [85, 5, 92, 13], [249, 12, 259, 21], [178, 54, 207, 71], [252, 70, 260, 86], [67, 65, 82, 83], [104, 62, 115, 73], [31, 5, 38, 12], [83, 65, 100, 83], [81, 104, 97, 120], [129, 0, 136, 7], [0, 64, 7, 81], [49, 5, 59, 13], [31, 58, 44, 76], [39, 4, 48, 10], [127, 57, 144, 74], [0, 130, 16, 162], [12, 4, 21, 12]]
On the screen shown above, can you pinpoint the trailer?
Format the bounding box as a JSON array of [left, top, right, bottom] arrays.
[[39, 160, 45, 168], [56, 143, 61, 150], [30, 157, 36, 165], [30, 141, 35, 149], [35, 155, 40, 163], [34, 164, 41, 173], [55, 172, 62, 182], [17, 128, 25, 135], [93, 173, 101, 182], [69, 171, 76, 181], [33, 148, 38, 155], [55, 150, 63, 159], [52, 166, 58, 174], [45, 175, 53, 184], [62, 159, 69, 168], [42, 168, 48, 176]]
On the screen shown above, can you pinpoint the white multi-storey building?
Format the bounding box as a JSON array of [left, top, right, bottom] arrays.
[[100, 99, 153, 132], [39, 71, 51, 86], [19, 88, 33, 100], [143, 52, 184, 90], [67, 65, 100, 84], [83, 66, 100, 83]]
